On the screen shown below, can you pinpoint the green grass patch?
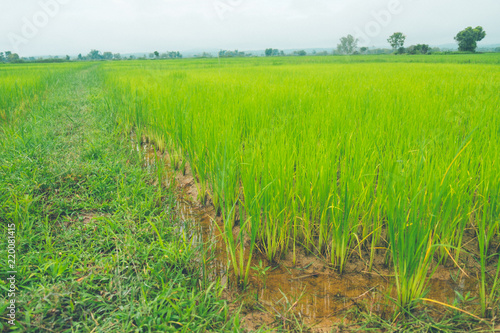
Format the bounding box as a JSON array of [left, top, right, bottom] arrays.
[[0, 65, 239, 332]]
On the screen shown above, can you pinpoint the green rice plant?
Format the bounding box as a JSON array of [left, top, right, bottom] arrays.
[[100, 55, 500, 313], [216, 200, 257, 288], [475, 173, 500, 317]]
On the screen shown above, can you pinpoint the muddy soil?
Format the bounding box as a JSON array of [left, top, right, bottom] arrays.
[[138, 138, 492, 331]]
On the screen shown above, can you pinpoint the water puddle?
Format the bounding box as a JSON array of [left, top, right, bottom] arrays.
[[136, 138, 482, 329]]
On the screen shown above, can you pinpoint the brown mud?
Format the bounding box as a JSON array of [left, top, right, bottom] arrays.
[[137, 138, 492, 331]]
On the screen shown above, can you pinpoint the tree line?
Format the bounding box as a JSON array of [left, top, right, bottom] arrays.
[[0, 26, 496, 63], [0, 49, 183, 63], [337, 26, 488, 55]]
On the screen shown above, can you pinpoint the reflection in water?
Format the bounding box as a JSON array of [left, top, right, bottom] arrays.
[[171, 190, 478, 323], [140, 142, 480, 325]]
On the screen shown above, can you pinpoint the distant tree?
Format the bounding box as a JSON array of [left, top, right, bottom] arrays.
[[414, 44, 429, 54], [407, 44, 430, 55], [113, 53, 121, 60], [0, 52, 5, 62], [195, 52, 213, 58], [265, 48, 281, 56], [316, 51, 328, 56], [148, 53, 155, 59], [65, 55, 70, 61], [418, 44, 430, 54], [219, 50, 247, 58], [279, 50, 285, 56], [8, 53, 21, 63], [103, 52, 113, 60], [454, 26, 486, 52], [88, 49, 102, 60], [360, 47, 368, 54], [387, 32, 406, 52], [77, 53, 83, 61], [337, 35, 358, 55], [495, 47, 500, 53], [293, 50, 307, 56], [154, 51, 159, 59], [162, 51, 182, 59]]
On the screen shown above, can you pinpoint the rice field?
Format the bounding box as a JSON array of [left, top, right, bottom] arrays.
[[0, 63, 84, 124], [1, 54, 499, 324], [101, 54, 500, 315]]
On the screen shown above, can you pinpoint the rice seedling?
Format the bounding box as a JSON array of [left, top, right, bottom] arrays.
[[100, 54, 500, 314]]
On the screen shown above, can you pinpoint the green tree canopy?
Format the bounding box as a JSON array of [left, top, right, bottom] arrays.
[[337, 35, 358, 55], [387, 32, 406, 51], [454, 26, 486, 52], [88, 49, 102, 60], [103, 52, 113, 60]]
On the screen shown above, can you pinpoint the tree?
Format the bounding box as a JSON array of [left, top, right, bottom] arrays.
[[65, 55, 70, 61], [0, 52, 5, 62], [360, 47, 368, 54], [265, 48, 281, 56], [219, 50, 246, 58], [154, 51, 159, 59], [88, 49, 102, 60], [337, 35, 358, 55], [407, 44, 430, 55], [103, 52, 113, 60], [293, 50, 307, 56], [387, 32, 406, 52], [454, 26, 486, 52], [113, 53, 121, 60], [418, 44, 430, 54], [195, 52, 212, 58], [77, 53, 83, 61], [7, 53, 20, 63]]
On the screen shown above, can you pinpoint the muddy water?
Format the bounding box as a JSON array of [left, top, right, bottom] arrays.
[[173, 190, 478, 324], [139, 141, 480, 327]]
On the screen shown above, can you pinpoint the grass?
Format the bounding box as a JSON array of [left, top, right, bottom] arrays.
[[0, 66, 239, 332], [101, 53, 500, 318], [1, 53, 500, 330]]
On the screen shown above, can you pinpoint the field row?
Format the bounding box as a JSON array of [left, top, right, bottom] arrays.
[[101, 56, 500, 313]]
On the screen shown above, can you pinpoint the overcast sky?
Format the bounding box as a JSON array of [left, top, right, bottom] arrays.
[[1, 0, 499, 57]]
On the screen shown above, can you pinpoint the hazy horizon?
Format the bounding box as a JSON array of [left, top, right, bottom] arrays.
[[1, 0, 499, 57]]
